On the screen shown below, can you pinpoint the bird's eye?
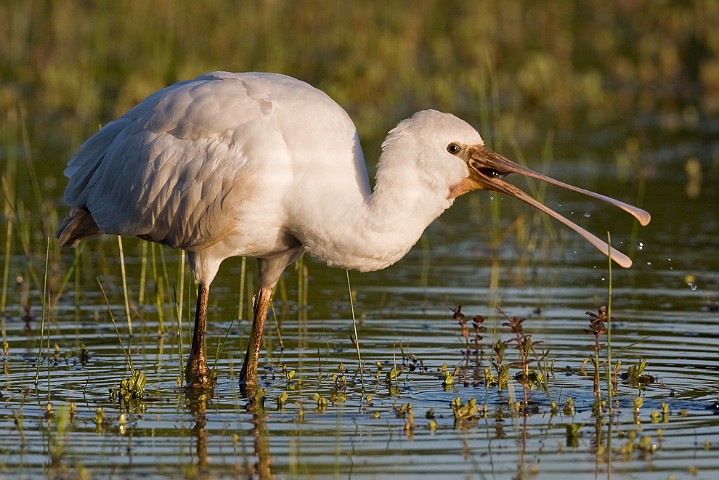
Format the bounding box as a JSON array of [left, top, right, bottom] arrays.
[[446, 143, 461, 155]]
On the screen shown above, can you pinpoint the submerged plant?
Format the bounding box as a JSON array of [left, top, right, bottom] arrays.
[[78, 344, 89, 366], [565, 423, 580, 448], [500, 309, 546, 411], [585, 306, 609, 398], [491, 339, 509, 390], [93, 408, 106, 433], [563, 397, 575, 416], [622, 358, 655, 388], [442, 369, 455, 388], [452, 306, 486, 358], [452, 305, 471, 355], [452, 306, 487, 386], [110, 370, 146, 404], [48, 404, 73, 478], [276, 392, 289, 410], [384, 364, 401, 385], [450, 397, 485, 428], [311, 392, 328, 413]]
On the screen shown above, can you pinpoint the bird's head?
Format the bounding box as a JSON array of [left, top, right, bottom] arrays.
[[391, 110, 651, 268]]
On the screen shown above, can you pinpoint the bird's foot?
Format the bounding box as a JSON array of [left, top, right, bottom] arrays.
[[185, 356, 215, 390], [186, 371, 216, 391]]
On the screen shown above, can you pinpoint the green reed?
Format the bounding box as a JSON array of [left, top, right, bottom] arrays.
[[97, 278, 134, 374], [138, 241, 148, 307], [213, 255, 248, 369], [605, 232, 614, 411], [34, 238, 51, 396], [1, 141, 15, 348], [174, 250, 186, 384], [117, 237, 133, 335], [150, 243, 166, 333], [345, 270, 365, 392]]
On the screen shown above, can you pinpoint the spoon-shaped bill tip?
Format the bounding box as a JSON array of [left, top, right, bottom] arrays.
[[636, 209, 651, 227], [610, 249, 633, 268], [487, 177, 637, 268], [466, 147, 650, 268]]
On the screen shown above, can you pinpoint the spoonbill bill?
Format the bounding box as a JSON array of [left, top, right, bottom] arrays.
[[56, 71, 650, 389]]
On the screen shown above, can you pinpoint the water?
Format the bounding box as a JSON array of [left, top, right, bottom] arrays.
[[1, 123, 719, 479]]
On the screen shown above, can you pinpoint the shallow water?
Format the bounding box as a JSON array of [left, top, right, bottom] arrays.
[[2, 121, 719, 479]]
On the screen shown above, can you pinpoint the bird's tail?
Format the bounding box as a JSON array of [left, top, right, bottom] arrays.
[[55, 208, 104, 247]]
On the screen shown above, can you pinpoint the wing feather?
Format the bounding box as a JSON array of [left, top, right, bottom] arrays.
[[61, 73, 281, 249], [57, 71, 368, 253]]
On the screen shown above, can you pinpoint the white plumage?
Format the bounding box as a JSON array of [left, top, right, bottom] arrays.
[[57, 71, 650, 390]]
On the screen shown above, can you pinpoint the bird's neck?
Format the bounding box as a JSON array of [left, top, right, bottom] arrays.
[[298, 156, 454, 272]]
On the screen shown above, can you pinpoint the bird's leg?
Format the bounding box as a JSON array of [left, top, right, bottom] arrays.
[[239, 286, 273, 392], [185, 283, 212, 387]]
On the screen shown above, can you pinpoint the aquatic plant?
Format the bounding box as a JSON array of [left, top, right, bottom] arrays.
[[585, 305, 609, 397], [622, 358, 655, 389], [110, 370, 146, 404]]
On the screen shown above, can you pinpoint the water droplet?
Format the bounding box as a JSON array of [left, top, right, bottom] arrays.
[[637, 242, 644, 251], [489, 194, 495, 201], [646, 261, 652, 266], [688, 282, 698, 292], [584, 212, 591, 218]]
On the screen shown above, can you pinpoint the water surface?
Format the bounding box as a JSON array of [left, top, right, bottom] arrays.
[[1, 120, 718, 480]]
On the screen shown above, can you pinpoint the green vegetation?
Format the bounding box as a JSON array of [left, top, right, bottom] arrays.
[[3, 0, 718, 179]]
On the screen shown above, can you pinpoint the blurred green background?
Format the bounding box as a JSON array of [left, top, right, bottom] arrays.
[[3, 0, 717, 167]]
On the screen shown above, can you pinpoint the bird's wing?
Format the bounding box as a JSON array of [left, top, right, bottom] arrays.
[[62, 72, 294, 250]]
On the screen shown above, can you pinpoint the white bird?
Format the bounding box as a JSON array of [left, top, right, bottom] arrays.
[[56, 71, 651, 390]]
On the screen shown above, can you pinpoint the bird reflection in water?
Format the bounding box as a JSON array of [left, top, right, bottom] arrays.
[[185, 388, 273, 478]]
